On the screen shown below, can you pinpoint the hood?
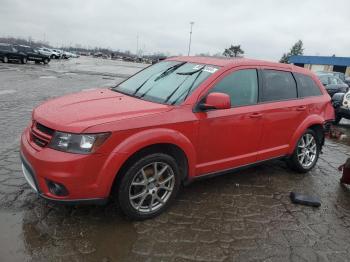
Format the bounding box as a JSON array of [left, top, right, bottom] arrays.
[[33, 89, 170, 133]]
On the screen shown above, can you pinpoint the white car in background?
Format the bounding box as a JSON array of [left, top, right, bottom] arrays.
[[38, 48, 61, 59], [37, 47, 52, 57], [50, 49, 62, 59]]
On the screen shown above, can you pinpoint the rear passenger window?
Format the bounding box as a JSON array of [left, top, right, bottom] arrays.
[[210, 69, 258, 107], [261, 70, 297, 102], [294, 73, 322, 97]]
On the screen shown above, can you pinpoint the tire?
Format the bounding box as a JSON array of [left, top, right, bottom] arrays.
[[287, 129, 320, 173], [43, 58, 49, 64], [3, 56, 8, 63], [334, 115, 342, 125], [117, 153, 181, 220], [35, 61, 40, 64], [21, 57, 27, 64]]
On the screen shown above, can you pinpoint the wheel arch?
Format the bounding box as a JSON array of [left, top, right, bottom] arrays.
[[288, 115, 325, 155], [101, 128, 196, 197]]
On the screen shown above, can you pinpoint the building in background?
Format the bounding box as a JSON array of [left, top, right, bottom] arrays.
[[289, 55, 350, 76]]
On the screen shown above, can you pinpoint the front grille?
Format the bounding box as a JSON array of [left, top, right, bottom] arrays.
[[36, 122, 54, 136], [31, 121, 55, 147]]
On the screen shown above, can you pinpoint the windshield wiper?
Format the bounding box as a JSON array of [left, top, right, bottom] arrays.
[[171, 69, 204, 105], [163, 76, 190, 104], [137, 62, 187, 98], [154, 62, 186, 81], [176, 65, 205, 75], [131, 75, 154, 96]]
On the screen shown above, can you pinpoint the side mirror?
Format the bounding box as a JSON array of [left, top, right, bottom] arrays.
[[199, 92, 231, 110]]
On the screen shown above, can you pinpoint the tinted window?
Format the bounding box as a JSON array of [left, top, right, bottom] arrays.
[[210, 69, 258, 107], [261, 70, 297, 102], [295, 73, 322, 97]]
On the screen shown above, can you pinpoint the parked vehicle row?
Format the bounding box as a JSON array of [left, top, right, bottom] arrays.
[[0, 43, 80, 64], [316, 72, 349, 97], [37, 48, 79, 59], [315, 72, 350, 124]]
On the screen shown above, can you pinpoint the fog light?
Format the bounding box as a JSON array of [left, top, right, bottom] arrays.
[[46, 180, 69, 196]]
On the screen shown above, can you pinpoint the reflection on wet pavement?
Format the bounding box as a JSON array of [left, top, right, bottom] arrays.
[[1, 58, 350, 262]]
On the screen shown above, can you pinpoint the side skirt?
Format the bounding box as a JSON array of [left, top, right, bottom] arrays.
[[184, 155, 287, 186]]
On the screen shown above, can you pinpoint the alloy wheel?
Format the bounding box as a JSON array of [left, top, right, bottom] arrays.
[[129, 161, 175, 214], [297, 133, 317, 168]]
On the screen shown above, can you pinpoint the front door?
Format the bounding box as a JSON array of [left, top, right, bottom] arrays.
[[196, 68, 263, 175]]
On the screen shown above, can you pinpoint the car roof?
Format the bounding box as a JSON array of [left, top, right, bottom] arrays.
[[166, 56, 312, 75]]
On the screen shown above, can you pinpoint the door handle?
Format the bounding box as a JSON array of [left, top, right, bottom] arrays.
[[249, 112, 263, 118], [296, 106, 307, 111]]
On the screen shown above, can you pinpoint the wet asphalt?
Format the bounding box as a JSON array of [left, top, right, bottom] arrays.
[[0, 57, 350, 262]]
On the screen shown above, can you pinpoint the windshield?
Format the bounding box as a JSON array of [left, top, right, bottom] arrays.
[[113, 61, 219, 105]]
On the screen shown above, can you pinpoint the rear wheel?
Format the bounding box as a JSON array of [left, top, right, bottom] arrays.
[[117, 153, 180, 220], [21, 57, 27, 64], [3, 56, 8, 63], [287, 129, 320, 173]]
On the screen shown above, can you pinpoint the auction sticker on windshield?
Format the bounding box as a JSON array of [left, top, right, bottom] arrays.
[[192, 65, 218, 73]]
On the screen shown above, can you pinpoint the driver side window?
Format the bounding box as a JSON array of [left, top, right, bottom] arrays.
[[210, 69, 258, 107]]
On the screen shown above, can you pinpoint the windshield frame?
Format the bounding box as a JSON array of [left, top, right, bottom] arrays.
[[112, 60, 220, 106]]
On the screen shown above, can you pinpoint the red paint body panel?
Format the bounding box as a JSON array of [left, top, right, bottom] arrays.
[[20, 56, 335, 202]]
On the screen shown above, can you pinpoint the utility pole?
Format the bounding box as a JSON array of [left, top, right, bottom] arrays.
[[187, 21, 194, 56], [136, 34, 139, 57]]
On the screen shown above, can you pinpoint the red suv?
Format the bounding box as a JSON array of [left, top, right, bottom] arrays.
[[20, 57, 334, 220]]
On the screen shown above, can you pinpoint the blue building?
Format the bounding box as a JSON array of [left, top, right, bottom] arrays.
[[288, 55, 350, 76]]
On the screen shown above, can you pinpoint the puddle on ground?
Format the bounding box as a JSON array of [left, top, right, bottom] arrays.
[[0, 211, 28, 262], [0, 89, 16, 95], [39, 76, 57, 79], [1, 204, 137, 262]]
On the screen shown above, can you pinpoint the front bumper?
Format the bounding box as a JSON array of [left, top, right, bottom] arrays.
[[20, 127, 110, 205]]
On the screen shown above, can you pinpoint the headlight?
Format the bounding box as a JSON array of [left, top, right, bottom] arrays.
[[49, 132, 110, 154]]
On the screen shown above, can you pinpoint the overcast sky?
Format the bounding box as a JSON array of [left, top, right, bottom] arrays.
[[1, 0, 349, 60]]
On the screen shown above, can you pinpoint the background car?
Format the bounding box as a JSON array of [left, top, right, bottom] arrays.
[[317, 71, 346, 82], [345, 76, 350, 86], [14, 45, 50, 64], [37, 47, 53, 57], [50, 49, 62, 59], [0, 43, 27, 64], [317, 73, 349, 96]]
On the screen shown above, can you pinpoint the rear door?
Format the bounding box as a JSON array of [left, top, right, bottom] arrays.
[[294, 72, 324, 120], [257, 68, 308, 161]]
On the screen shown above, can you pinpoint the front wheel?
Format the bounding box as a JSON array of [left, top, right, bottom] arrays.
[[21, 57, 27, 64], [3, 56, 8, 63], [43, 58, 49, 64], [287, 129, 320, 173], [117, 153, 180, 220]]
